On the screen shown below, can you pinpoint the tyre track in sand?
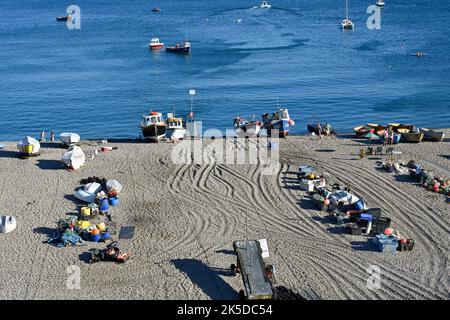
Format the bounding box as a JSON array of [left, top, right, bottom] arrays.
[[322, 160, 448, 298]]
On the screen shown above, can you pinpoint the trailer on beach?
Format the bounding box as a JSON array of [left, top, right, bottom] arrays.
[[231, 239, 276, 300]]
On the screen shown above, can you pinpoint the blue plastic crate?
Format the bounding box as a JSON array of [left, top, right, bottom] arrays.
[[372, 235, 398, 254]]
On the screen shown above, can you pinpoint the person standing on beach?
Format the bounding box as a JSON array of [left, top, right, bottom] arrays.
[[317, 123, 322, 139], [50, 131, 55, 142], [389, 129, 394, 145], [325, 123, 331, 137], [39, 131, 46, 142], [383, 129, 389, 146]]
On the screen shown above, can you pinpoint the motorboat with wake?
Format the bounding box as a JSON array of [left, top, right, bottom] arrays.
[[260, 1, 272, 9], [141, 111, 167, 141]]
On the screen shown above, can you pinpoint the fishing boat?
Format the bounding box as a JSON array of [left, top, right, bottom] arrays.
[[0, 216, 17, 234], [366, 124, 387, 136], [401, 132, 424, 143], [262, 108, 294, 138], [260, 1, 272, 9], [149, 38, 164, 50], [62, 145, 86, 170], [341, 0, 354, 30], [56, 16, 70, 21], [419, 128, 446, 142], [152, 7, 162, 12], [17, 136, 40, 156], [60, 132, 80, 145], [166, 41, 191, 54], [376, 0, 385, 7], [234, 116, 263, 138], [166, 114, 186, 140], [141, 111, 167, 141]]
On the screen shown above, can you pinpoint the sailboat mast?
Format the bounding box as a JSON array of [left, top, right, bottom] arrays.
[[346, 0, 349, 20]]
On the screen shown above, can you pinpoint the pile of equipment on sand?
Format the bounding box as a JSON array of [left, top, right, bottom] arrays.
[[301, 166, 414, 254], [377, 160, 450, 197], [44, 176, 129, 263]]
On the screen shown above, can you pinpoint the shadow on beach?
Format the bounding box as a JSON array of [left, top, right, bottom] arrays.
[[36, 159, 65, 170], [171, 259, 238, 300], [0, 150, 21, 159]]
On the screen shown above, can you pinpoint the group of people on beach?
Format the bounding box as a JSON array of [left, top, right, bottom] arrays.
[[316, 123, 332, 138], [39, 131, 55, 142], [383, 127, 396, 146]]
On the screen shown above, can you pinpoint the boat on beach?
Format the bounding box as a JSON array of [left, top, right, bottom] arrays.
[[60, 132, 80, 145], [141, 111, 167, 141], [62, 145, 86, 170], [419, 128, 445, 142], [17, 136, 40, 156], [401, 132, 424, 143], [166, 41, 191, 54], [234, 116, 263, 138], [262, 108, 294, 138], [389, 124, 414, 133], [149, 38, 164, 50], [353, 125, 373, 137], [166, 114, 186, 141]]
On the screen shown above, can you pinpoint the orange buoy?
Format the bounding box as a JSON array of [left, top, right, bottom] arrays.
[[92, 229, 100, 235], [384, 228, 394, 235]]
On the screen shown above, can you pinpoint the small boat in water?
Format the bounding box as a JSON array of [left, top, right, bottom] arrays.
[[166, 41, 191, 54], [152, 7, 162, 13], [260, 1, 272, 9], [401, 132, 424, 143], [341, 0, 354, 29], [60, 132, 80, 145], [262, 108, 294, 138], [419, 128, 445, 142], [141, 111, 167, 141], [376, 0, 385, 7], [149, 38, 164, 50], [234, 116, 263, 138], [166, 114, 186, 141], [17, 136, 40, 156], [62, 145, 86, 170], [56, 15, 70, 21]]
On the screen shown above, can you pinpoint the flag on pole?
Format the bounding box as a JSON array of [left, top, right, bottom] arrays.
[[189, 89, 196, 95]]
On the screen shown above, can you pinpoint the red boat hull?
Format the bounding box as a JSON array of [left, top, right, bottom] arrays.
[[150, 44, 164, 50]]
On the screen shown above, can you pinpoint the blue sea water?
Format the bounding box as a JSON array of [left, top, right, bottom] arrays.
[[0, 0, 449, 140]]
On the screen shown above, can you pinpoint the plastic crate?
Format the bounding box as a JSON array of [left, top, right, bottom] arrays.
[[372, 235, 398, 254]]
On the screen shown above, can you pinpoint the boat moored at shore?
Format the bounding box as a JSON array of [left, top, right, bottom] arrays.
[[234, 116, 263, 138], [419, 128, 445, 142], [262, 108, 294, 138], [166, 114, 186, 141]]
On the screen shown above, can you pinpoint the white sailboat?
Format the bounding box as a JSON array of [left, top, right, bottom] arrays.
[[376, 0, 385, 7], [341, 0, 354, 30]]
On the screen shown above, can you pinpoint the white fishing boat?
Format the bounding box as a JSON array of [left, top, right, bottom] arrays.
[[17, 136, 40, 155], [0, 216, 17, 234], [62, 145, 86, 170], [376, 0, 385, 7], [341, 0, 354, 30], [141, 111, 167, 141], [166, 113, 186, 140], [60, 132, 80, 145], [260, 1, 272, 9]]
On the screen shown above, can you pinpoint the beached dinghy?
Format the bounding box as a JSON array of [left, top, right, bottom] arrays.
[[17, 136, 40, 156], [60, 132, 80, 145], [0, 216, 17, 234], [353, 125, 372, 137], [141, 111, 167, 141], [401, 132, 424, 143], [419, 128, 445, 142], [389, 124, 414, 133], [62, 145, 86, 170]]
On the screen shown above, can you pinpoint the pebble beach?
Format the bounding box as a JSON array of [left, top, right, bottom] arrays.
[[0, 132, 448, 300]]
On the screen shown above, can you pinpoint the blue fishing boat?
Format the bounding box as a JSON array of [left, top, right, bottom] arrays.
[[262, 108, 294, 138]]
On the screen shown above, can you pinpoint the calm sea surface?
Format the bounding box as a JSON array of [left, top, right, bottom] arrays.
[[1, 0, 449, 140]]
